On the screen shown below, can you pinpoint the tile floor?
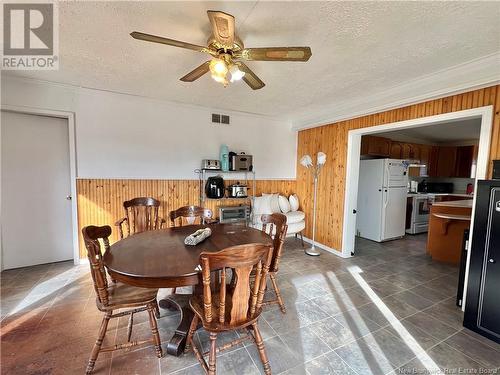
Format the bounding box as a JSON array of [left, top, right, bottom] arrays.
[[1, 234, 499, 374]]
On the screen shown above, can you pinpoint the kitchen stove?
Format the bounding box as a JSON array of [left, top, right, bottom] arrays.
[[406, 193, 435, 234]]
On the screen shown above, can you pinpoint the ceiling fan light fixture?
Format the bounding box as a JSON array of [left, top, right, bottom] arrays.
[[229, 64, 245, 82], [209, 58, 228, 75], [211, 72, 226, 83], [131, 11, 311, 90]]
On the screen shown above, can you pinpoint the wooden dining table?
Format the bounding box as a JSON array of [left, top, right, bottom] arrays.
[[103, 223, 272, 356]]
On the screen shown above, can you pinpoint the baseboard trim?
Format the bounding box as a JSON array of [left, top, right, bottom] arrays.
[[301, 236, 351, 258]]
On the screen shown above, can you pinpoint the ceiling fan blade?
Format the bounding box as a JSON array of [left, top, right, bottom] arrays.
[[238, 62, 265, 90], [207, 10, 235, 48], [239, 47, 312, 62], [180, 61, 211, 82], [130, 31, 209, 53]]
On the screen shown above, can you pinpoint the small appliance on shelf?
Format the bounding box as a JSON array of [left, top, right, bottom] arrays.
[[226, 182, 249, 198], [219, 205, 250, 224], [229, 152, 253, 171], [201, 159, 221, 170], [205, 176, 225, 199]]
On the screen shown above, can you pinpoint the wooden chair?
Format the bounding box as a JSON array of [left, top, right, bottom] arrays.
[[82, 225, 162, 374], [260, 213, 288, 314], [169, 205, 213, 227], [186, 244, 273, 375], [115, 197, 166, 239], [169, 205, 214, 294]]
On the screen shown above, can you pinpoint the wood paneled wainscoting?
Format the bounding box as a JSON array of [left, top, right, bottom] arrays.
[[296, 85, 500, 254], [76, 179, 296, 258]]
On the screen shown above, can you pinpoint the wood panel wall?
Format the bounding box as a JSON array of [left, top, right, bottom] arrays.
[[296, 85, 500, 252], [76, 178, 296, 257]]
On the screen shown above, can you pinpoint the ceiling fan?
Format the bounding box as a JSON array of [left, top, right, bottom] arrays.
[[130, 10, 312, 90]]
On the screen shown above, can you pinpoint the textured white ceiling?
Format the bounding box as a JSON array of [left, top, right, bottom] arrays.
[[4, 1, 500, 124]]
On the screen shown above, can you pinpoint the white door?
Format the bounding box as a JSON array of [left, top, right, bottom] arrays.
[[381, 187, 407, 241], [1, 111, 73, 269]]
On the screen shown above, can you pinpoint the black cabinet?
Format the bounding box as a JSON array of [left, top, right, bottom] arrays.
[[464, 180, 500, 343]]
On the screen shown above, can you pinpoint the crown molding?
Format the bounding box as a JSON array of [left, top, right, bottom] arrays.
[[292, 52, 500, 131], [0, 74, 289, 124]]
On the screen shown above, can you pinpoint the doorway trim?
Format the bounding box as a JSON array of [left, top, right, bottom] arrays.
[[342, 105, 493, 309], [1, 104, 79, 266]]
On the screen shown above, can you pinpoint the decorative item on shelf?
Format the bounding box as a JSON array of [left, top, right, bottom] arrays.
[[220, 144, 229, 172], [299, 151, 327, 256]]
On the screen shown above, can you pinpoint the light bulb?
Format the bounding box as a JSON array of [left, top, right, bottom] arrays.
[[229, 64, 245, 82], [300, 155, 313, 168], [317, 152, 327, 165], [211, 73, 224, 82], [209, 58, 228, 75]]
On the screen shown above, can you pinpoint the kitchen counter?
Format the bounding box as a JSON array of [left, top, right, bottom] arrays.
[[407, 193, 473, 198], [427, 201, 472, 265], [432, 213, 471, 221], [432, 199, 474, 208]]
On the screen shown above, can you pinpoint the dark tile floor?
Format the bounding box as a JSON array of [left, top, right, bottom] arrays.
[[1, 234, 499, 374]]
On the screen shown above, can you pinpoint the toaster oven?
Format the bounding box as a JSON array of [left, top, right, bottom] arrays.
[[219, 205, 250, 224]]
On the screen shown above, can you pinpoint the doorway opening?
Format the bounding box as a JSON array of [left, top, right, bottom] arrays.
[[342, 106, 493, 309]]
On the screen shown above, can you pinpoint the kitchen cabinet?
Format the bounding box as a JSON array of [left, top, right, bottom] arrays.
[[432, 146, 457, 177], [419, 145, 432, 165], [411, 144, 421, 160], [361, 136, 391, 157], [389, 142, 403, 159], [455, 145, 478, 178], [428, 147, 439, 177], [407, 145, 432, 177], [401, 143, 413, 159], [360, 135, 478, 178], [435, 195, 472, 202]]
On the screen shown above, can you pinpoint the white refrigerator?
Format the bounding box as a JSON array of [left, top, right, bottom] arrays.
[[356, 159, 408, 242]]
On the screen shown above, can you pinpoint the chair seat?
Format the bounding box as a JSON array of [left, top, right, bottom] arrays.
[[190, 292, 261, 331], [97, 282, 158, 310]]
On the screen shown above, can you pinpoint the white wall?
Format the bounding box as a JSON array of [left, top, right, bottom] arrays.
[[1, 76, 296, 179]]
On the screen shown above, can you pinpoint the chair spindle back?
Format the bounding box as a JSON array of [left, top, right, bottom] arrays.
[[170, 205, 212, 227], [123, 197, 162, 236], [82, 225, 112, 307], [199, 244, 272, 326], [261, 213, 288, 273]]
